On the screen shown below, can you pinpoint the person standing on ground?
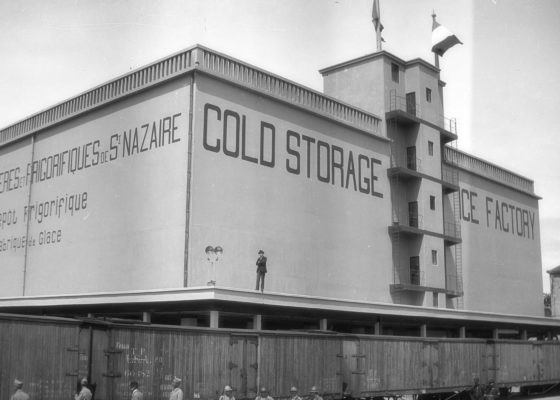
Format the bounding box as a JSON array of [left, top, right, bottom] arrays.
[[130, 381, 143, 400], [255, 250, 267, 292], [75, 378, 93, 400], [11, 379, 29, 400], [255, 387, 274, 400], [469, 377, 484, 400], [309, 387, 323, 400], [219, 385, 235, 400], [169, 377, 183, 400], [289, 387, 302, 400]]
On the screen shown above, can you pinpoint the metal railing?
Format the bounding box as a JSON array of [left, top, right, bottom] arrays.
[[388, 90, 421, 118], [443, 219, 461, 240], [445, 272, 461, 293], [387, 90, 457, 134], [394, 268, 425, 286], [441, 164, 459, 186], [442, 115, 457, 134]]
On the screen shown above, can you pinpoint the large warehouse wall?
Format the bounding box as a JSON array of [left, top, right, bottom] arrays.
[[0, 79, 191, 296], [188, 75, 393, 301], [457, 171, 543, 316]]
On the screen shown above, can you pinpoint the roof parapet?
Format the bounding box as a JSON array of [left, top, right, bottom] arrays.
[[444, 146, 537, 197], [0, 45, 383, 148]]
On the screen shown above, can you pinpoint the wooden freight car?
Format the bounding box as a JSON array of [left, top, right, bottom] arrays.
[[1, 313, 559, 400]]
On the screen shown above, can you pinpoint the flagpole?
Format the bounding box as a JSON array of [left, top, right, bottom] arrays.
[[373, 0, 382, 51], [432, 11, 439, 68]]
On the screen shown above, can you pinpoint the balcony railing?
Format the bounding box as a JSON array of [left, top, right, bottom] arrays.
[[388, 90, 421, 118], [394, 268, 425, 286], [445, 272, 463, 295], [387, 90, 457, 135], [441, 164, 459, 186], [443, 219, 461, 240]]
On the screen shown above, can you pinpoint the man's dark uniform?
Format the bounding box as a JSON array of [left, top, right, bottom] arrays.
[[255, 250, 267, 292]]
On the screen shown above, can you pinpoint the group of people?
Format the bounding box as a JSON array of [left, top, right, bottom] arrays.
[[126, 380, 324, 400], [221, 385, 324, 400], [9, 377, 95, 400], [9, 376, 502, 400]]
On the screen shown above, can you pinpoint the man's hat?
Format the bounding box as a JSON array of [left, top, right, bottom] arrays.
[[172, 377, 182, 384], [310, 386, 319, 393], [290, 387, 298, 392], [225, 385, 233, 391], [260, 387, 268, 392], [258, 250, 264, 254], [14, 379, 23, 386]]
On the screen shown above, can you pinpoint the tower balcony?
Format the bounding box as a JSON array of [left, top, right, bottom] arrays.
[[386, 90, 457, 143], [443, 218, 462, 244], [441, 164, 459, 193]]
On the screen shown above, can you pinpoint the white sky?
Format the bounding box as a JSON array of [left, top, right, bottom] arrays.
[[0, 0, 558, 290]]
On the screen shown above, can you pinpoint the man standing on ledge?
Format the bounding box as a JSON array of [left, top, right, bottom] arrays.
[[255, 250, 267, 292]]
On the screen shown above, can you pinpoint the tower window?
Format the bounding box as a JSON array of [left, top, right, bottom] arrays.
[[428, 141, 434, 156], [430, 195, 436, 210], [391, 63, 399, 83], [426, 88, 432, 102], [432, 250, 438, 265]]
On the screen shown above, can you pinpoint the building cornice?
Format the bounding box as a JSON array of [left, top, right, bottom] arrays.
[[0, 45, 385, 149], [319, 50, 440, 76], [444, 146, 540, 198]]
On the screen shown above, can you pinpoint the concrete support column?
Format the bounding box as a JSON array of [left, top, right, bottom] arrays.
[[459, 326, 466, 338], [374, 320, 382, 335], [209, 310, 219, 328], [142, 312, 151, 323], [87, 313, 94, 319], [492, 329, 499, 339], [420, 323, 427, 337], [253, 314, 262, 330], [520, 329, 528, 340], [319, 318, 328, 331]]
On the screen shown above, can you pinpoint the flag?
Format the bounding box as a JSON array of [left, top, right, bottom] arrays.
[[372, 0, 383, 32], [431, 14, 462, 56]]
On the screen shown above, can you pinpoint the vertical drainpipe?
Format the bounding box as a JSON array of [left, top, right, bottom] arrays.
[[184, 69, 196, 287], [22, 134, 36, 296]]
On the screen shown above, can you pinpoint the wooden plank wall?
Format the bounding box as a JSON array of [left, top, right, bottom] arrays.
[[540, 342, 560, 382], [0, 317, 79, 400], [494, 341, 540, 384], [436, 340, 488, 389], [258, 334, 342, 398], [1, 315, 560, 400], [359, 337, 426, 393], [107, 326, 241, 400]]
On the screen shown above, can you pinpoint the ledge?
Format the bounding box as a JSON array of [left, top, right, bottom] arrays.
[[390, 284, 463, 297], [0, 286, 556, 328], [388, 224, 462, 244]]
